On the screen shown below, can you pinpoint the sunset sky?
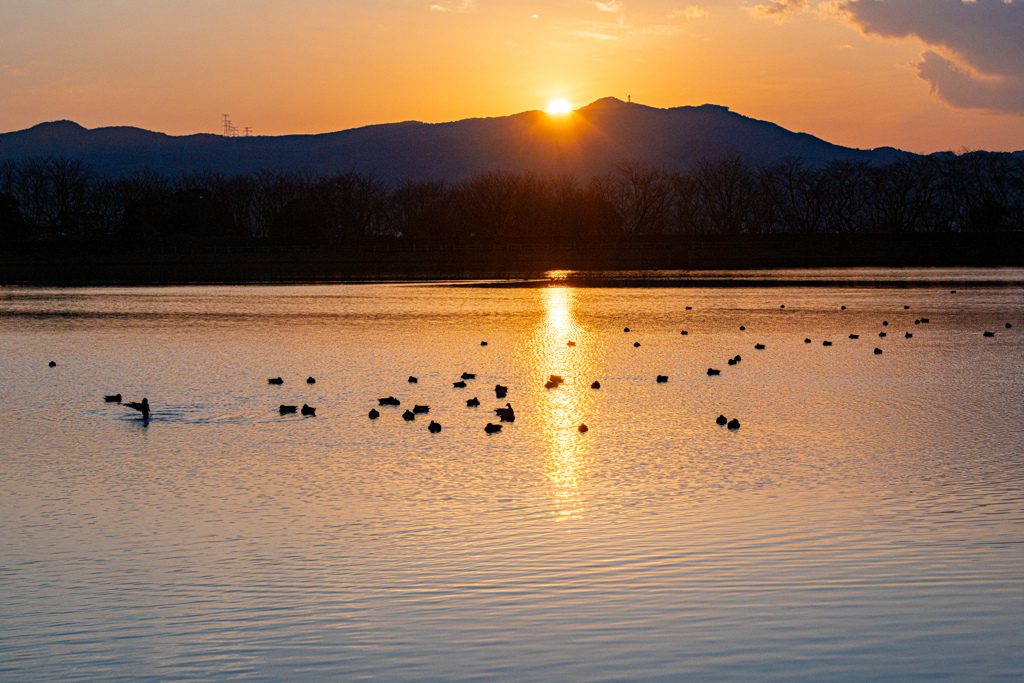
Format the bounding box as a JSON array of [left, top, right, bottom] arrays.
[[1, 0, 1021, 153]]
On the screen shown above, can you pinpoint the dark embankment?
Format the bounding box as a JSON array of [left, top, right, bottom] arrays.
[[3, 233, 1021, 286]]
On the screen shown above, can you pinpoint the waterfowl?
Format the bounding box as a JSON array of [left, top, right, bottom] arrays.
[[301, 404, 316, 416], [549, 375, 564, 385], [544, 380, 559, 389], [983, 331, 995, 337], [727, 418, 740, 429], [413, 404, 430, 414], [754, 343, 765, 350], [780, 305, 785, 309], [461, 372, 476, 380], [849, 334, 859, 339], [657, 375, 669, 382], [378, 396, 400, 406], [268, 377, 284, 385], [484, 423, 502, 433], [685, 306, 692, 310], [624, 327, 630, 332], [634, 341, 641, 347], [879, 332, 887, 337], [591, 381, 601, 389], [914, 320, 920, 325], [126, 398, 150, 418], [874, 348, 883, 355], [368, 408, 380, 419], [104, 394, 122, 403], [707, 368, 721, 376], [804, 338, 811, 343], [716, 415, 728, 425], [904, 305, 910, 309], [681, 330, 688, 335], [1007, 323, 1013, 329], [734, 355, 742, 362], [921, 318, 930, 323], [307, 377, 316, 384], [739, 326, 745, 331], [279, 404, 296, 414], [408, 376, 418, 383], [480, 341, 488, 346], [403, 409, 415, 421], [495, 403, 516, 422], [841, 305, 846, 310], [578, 424, 589, 433], [48, 361, 56, 367], [882, 321, 888, 326], [905, 332, 913, 339], [823, 341, 833, 346], [467, 397, 480, 407], [495, 384, 508, 398], [453, 381, 467, 388], [428, 421, 442, 433], [567, 341, 576, 347], [951, 290, 956, 294], [728, 358, 736, 366]]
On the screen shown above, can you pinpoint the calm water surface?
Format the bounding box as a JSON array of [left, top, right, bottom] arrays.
[[1, 270, 1023, 681]]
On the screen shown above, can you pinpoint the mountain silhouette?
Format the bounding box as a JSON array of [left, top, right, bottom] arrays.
[[0, 98, 910, 182]]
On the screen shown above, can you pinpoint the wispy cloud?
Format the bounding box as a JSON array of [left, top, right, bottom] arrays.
[[594, 0, 623, 12], [748, 0, 810, 23], [429, 0, 475, 13], [669, 5, 709, 20]]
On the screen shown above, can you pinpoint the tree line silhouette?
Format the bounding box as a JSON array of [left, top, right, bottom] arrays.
[[1, 152, 1022, 252]]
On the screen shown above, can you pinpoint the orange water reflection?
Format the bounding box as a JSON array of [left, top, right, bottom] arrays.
[[525, 287, 603, 523]]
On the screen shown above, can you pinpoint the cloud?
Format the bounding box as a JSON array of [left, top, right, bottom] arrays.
[[835, 0, 1024, 114], [594, 0, 623, 12], [748, 0, 810, 23], [669, 6, 709, 20], [429, 0, 474, 13]]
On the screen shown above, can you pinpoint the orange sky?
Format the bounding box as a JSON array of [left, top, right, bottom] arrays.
[[1, 0, 1021, 153]]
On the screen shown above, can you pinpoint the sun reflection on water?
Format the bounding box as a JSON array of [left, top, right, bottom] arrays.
[[525, 287, 603, 523]]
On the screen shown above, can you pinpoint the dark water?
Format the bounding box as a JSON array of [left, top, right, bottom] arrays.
[[1, 270, 1022, 681]]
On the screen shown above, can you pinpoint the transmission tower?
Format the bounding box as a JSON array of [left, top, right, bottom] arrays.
[[221, 114, 238, 137], [243, 126, 253, 137]]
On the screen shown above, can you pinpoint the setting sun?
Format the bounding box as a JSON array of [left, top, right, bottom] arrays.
[[546, 100, 572, 115]]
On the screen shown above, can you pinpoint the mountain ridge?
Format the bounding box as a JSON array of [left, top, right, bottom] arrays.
[[0, 99, 921, 182]]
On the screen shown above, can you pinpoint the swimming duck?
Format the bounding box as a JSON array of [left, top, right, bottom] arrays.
[[733, 355, 741, 362], [403, 409, 415, 421], [656, 375, 669, 383], [804, 338, 811, 344], [823, 341, 833, 346], [681, 330, 688, 335], [104, 394, 122, 403], [727, 418, 740, 429], [879, 332, 886, 337], [413, 404, 430, 414], [707, 368, 721, 376], [408, 376, 418, 383], [461, 372, 476, 380], [495, 403, 516, 422], [1007, 323, 1013, 329], [484, 423, 502, 433], [48, 361, 56, 367], [279, 404, 296, 414], [578, 424, 589, 433], [126, 398, 150, 418], [624, 327, 630, 332], [849, 334, 859, 339], [453, 381, 467, 388], [301, 404, 316, 416], [378, 396, 400, 406], [685, 306, 692, 310], [368, 409, 380, 419], [268, 377, 284, 385], [716, 415, 728, 425], [874, 348, 883, 355], [591, 381, 601, 389], [428, 421, 442, 433], [495, 384, 508, 398], [728, 358, 737, 366], [905, 332, 913, 338], [634, 341, 641, 347], [739, 326, 745, 331], [754, 343, 766, 350], [567, 341, 576, 347], [882, 321, 888, 326], [480, 341, 488, 346], [467, 397, 480, 407], [307, 377, 316, 384], [983, 331, 995, 337]]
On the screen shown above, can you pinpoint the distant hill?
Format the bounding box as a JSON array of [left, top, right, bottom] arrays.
[[0, 98, 914, 183]]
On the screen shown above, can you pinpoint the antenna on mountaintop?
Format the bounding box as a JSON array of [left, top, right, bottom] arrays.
[[221, 114, 238, 137], [627, 95, 631, 104], [243, 127, 253, 137]]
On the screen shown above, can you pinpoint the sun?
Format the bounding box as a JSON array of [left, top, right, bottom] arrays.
[[546, 99, 572, 115]]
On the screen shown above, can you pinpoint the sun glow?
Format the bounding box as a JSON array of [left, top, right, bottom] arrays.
[[546, 99, 572, 115]]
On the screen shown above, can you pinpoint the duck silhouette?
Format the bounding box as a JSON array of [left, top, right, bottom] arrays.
[[1007, 323, 1013, 329], [48, 361, 56, 367], [279, 404, 296, 414], [428, 421, 442, 433], [484, 423, 502, 433], [849, 334, 859, 339], [301, 404, 316, 416], [716, 415, 728, 425], [408, 376, 418, 383], [413, 404, 430, 414], [728, 358, 737, 366], [656, 375, 669, 383], [125, 398, 150, 418], [727, 418, 740, 429], [378, 396, 400, 406], [634, 341, 641, 347], [591, 381, 601, 389], [754, 343, 766, 350], [368, 408, 380, 419], [453, 381, 467, 388], [567, 341, 576, 347], [624, 327, 630, 332], [874, 348, 883, 355], [495, 403, 516, 422], [403, 410, 415, 421], [467, 397, 480, 407], [104, 394, 122, 403], [495, 384, 508, 398], [268, 377, 284, 385], [480, 341, 488, 346], [578, 424, 589, 433], [905, 332, 913, 339], [983, 331, 995, 337], [879, 332, 887, 337], [461, 372, 476, 380], [823, 341, 833, 346], [681, 330, 688, 335], [306, 377, 316, 384], [707, 368, 721, 376], [804, 338, 811, 344]]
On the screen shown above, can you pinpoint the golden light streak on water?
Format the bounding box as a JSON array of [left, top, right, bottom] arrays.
[[527, 286, 604, 523]]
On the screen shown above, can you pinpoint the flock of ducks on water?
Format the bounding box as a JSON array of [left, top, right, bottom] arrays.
[[58, 290, 1012, 431]]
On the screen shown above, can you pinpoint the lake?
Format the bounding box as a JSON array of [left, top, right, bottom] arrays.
[[1, 269, 1023, 681]]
